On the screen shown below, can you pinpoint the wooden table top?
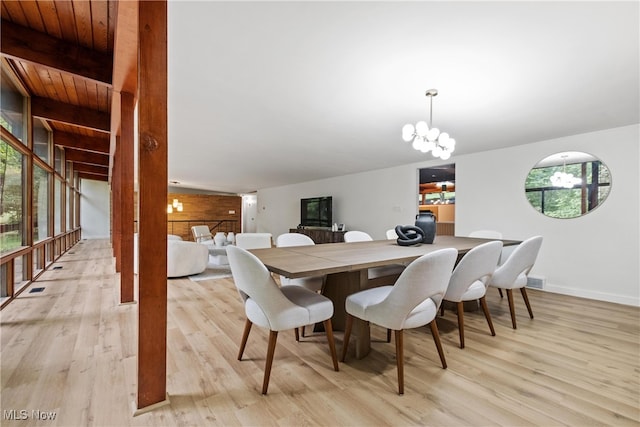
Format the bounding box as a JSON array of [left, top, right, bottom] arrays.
[[251, 236, 520, 278]]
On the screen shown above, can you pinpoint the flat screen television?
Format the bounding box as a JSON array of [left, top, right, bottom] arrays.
[[300, 196, 332, 228]]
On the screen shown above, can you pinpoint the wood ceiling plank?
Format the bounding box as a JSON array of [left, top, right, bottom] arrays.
[[97, 85, 110, 113], [32, 96, 110, 132], [91, 0, 110, 52], [17, 1, 46, 33], [37, 0, 63, 38], [13, 61, 43, 95], [73, 75, 90, 107], [107, 0, 116, 51], [1, 19, 113, 86], [54, 0, 79, 44], [47, 69, 70, 103], [54, 131, 110, 153], [64, 148, 109, 166], [61, 72, 80, 105], [85, 80, 99, 111], [1, 1, 28, 27], [72, 0, 93, 49]]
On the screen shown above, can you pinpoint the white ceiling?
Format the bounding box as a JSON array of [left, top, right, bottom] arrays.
[[167, 1, 639, 194]]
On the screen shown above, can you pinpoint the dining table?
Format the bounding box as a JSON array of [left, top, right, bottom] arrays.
[[250, 235, 520, 359]]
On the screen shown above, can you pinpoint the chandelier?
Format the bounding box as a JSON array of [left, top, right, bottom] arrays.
[[402, 89, 455, 160], [550, 155, 581, 188]]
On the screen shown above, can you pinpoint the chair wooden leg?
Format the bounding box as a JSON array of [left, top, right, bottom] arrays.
[[395, 329, 404, 395], [301, 325, 306, 337], [238, 319, 252, 360], [323, 320, 339, 371], [506, 289, 517, 329], [479, 296, 496, 336], [520, 287, 534, 319], [440, 304, 445, 316], [262, 330, 278, 394], [294, 328, 300, 342], [429, 321, 447, 369], [498, 288, 504, 298], [456, 302, 465, 349], [386, 328, 392, 343], [341, 314, 354, 362]]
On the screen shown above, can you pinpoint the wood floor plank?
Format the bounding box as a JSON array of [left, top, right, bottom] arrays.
[[0, 239, 638, 426]]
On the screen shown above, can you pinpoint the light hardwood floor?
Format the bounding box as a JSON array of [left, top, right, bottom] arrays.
[[1, 239, 639, 426]]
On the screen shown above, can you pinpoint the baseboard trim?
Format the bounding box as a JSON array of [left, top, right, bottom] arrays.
[[543, 283, 639, 307]]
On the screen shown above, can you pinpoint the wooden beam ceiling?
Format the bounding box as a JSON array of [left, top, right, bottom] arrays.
[[0, 19, 113, 86], [72, 163, 109, 176], [78, 173, 108, 182], [63, 148, 109, 167], [32, 97, 110, 133], [54, 131, 110, 154]]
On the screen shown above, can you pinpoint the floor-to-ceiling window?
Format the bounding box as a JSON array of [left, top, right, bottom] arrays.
[[0, 63, 81, 307]]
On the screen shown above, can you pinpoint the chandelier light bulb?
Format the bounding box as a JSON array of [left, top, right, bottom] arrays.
[[402, 124, 415, 141], [412, 136, 422, 151], [415, 121, 429, 137], [426, 127, 440, 141], [440, 150, 451, 160]]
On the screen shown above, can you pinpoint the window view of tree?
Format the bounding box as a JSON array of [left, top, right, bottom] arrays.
[[34, 119, 51, 164], [0, 139, 24, 253], [525, 154, 611, 219], [33, 165, 49, 242], [1, 69, 25, 143]]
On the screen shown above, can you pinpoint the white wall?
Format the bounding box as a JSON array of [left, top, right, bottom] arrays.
[[257, 124, 639, 306], [80, 179, 111, 239]]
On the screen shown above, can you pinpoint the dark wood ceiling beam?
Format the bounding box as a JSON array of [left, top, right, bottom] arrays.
[[54, 131, 110, 154], [78, 173, 108, 182], [64, 148, 109, 167], [32, 97, 110, 133], [0, 19, 113, 86], [72, 163, 109, 176]]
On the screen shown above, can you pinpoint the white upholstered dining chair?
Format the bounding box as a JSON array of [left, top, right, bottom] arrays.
[[226, 245, 339, 394], [275, 233, 323, 292], [442, 240, 503, 348], [341, 248, 458, 394], [235, 233, 272, 249], [487, 235, 543, 329], [276, 233, 325, 338]]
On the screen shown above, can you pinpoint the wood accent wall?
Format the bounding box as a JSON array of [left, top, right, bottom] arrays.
[[166, 193, 242, 240]]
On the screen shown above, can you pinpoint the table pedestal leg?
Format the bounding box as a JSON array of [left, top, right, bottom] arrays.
[[322, 269, 371, 359]]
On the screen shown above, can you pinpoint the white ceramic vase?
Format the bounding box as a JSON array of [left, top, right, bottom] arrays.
[[226, 232, 235, 244], [214, 232, 226, 246]]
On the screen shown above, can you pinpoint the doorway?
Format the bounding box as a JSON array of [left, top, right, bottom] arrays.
[[418, 164, 455, 235]]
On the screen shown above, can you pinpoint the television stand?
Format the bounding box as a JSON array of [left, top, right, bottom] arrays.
[[290, 228, 345, 244]]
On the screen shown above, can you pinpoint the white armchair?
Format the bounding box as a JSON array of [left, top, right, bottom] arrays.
[[134, 234, 208, 278]]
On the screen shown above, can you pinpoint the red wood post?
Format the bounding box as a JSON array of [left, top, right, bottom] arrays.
[[137, 0, 168, 409], [120, 92, 135, 303]]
